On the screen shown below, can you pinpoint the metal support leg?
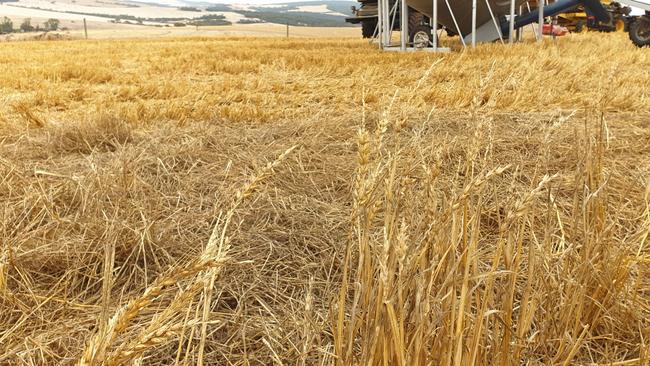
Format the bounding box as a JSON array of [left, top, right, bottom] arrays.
[[401, 0, 408, 50], [508, 0, 516, 43], [538, 0, 545, 42], [445, 0, 466, 47], [516, 5, 523, 41], [472, 0, 477, 47], [377, 0, 383, 47], [525, 1, 538, 39], [383, 0, 391, 45], [486, 0, 504, 43], [432, 0, 438, 50], [389, 0, 399, 44]]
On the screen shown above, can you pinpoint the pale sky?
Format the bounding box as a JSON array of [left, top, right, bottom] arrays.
[[134, 0, 352, 5], [134, 0, 644, 15]]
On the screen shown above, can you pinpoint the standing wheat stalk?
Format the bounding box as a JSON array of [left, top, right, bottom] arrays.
[[77, 258, 220, 366], [78, 145, 298, 366], [197, 145, 297, 366]]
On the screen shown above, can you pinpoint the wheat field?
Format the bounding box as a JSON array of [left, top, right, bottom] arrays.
[[0, 33, 649, 365]]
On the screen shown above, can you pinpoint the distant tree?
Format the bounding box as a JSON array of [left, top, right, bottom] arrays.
[[179, 6, 201, 12], [205, 5, 230, 11], [44, 18, 60, 31], [0, 16, 12, 34], [20, 18, 34, 32]]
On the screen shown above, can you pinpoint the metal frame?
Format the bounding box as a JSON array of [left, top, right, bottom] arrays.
[[378, 0, 452, 52], [509, 0, 516, 43], [373, 0, 547, 51], [486, 0, 505, 43], [538, 0, 545, 42]]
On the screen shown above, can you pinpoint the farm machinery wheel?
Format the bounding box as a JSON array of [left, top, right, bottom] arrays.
[[629, 16, 650, 47], [410, 24, 434, 48], [408, 10, 436, 48], [408, 10, 425, 34], [574, 20, 589, 33], [361, 19, 378, 38]]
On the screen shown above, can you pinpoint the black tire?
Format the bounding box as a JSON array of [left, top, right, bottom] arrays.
[[408, 9, 425, 33], [409, 24, 433, 48], [629, 16, 650, 47], [361, 19, 377, 38], [574, 20, 587, 33]]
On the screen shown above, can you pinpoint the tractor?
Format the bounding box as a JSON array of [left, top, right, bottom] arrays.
[[619, 0, 650, 46]]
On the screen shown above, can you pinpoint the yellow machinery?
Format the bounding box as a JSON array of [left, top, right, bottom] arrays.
[[559, 0, 629, 32], [529, 0, 631, 32]]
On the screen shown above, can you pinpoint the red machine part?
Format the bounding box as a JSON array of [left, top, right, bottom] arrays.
[[543, 23, 570, 35]]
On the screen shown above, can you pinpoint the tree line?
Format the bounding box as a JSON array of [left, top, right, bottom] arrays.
[[0, 17, 60, 34]]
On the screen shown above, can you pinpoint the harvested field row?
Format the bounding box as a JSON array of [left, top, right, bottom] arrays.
[[0, 34, 649, 365]]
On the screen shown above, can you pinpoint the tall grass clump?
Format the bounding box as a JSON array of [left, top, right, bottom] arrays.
[[334, 79, 649, 364]]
